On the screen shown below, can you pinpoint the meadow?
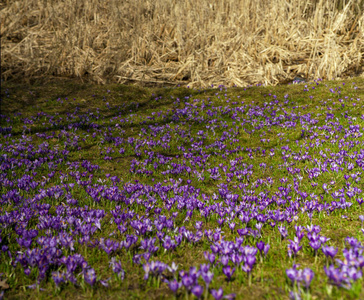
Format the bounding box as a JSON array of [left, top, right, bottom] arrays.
[[0, 76, 364, 299], [1, 0, 363, 87]]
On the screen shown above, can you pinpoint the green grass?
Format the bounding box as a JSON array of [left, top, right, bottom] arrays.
[[1, 76, 364, 299]]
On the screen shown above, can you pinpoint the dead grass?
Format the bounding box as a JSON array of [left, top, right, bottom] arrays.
[[1, 0, 363, 87]]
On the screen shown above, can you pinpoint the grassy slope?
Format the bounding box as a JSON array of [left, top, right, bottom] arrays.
[[1, 76, 364, 299]]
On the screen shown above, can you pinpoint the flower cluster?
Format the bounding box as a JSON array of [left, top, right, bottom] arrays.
[[1, 81, 363, 298]]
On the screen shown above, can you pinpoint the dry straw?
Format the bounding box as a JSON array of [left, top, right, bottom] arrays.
[[1, 0, 363, 87]]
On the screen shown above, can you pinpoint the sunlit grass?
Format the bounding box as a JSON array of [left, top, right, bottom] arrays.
[[0, 77, 364, 299]]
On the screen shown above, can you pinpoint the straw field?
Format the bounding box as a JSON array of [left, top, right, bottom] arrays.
[[1, 0, 363, 87]]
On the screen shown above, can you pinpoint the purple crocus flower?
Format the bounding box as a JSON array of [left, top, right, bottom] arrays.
[[143, 252, 151, 262], [301, 268, 314, 289], [24, 268, 31, 276], [228, 222, 236, 232], [321, 246, 338, 259], [345, 237, 361, 248], [286, 265, 301, 285], [220, 255, 229, 266], [211, 244, 220, 254], [309, 240, 321, 254], [217, 218, 225, 227], [99, 277, 111, 287], [133, 254, 142, 265], [324, 265, 344, 287], [319, 236, 330, 244], [143, 263, 150, 280], [189, 266, 200, 282], [167, 262, 178, 274], [241, 245, 258, 257], [168, 279, 181, 294], [52, 271, 66, 286], [206, 252, 216, 264], [241, 254, 255, 286], [199, 263, 210, 274], [195, 221, 203, 230], [83, 267, 97, 286], [237, 228, 249, 237], [263, 243, 270, 257], [256, 241, 265, 253], [241, 263, 252, 274], [245, 255, 256, 267], [288, 238, 302, 258], [17, 237, 32, 248], [181, 274, 194, 290], [255, 222, 263, 232], [307, 232, 320, 242], [201, 270, 214, 286], [278, 225, 288, 239], [295, 229, 305, 242], [109, 257, 125, 280], [222, 266, 235, 281], [347, 267, 362, 282], [230, 253, 243, 265], [211, 287, 224, 300], [191, 285, 203, 298]]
